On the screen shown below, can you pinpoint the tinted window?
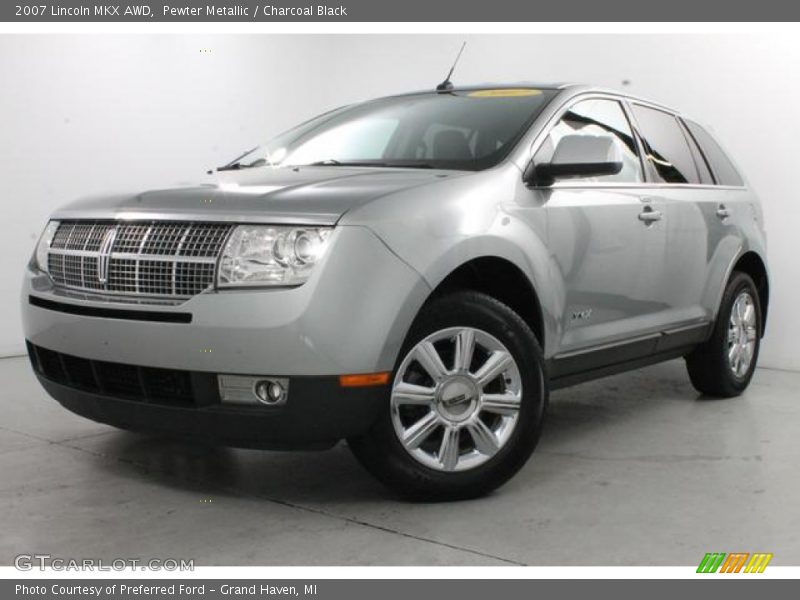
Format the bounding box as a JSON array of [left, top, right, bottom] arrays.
[[680, 120, 714, 185], [534, 98, 643, 183], [225, 89, 557, 172], [632, 105, 699, 184], [683, 119, 744, 187]]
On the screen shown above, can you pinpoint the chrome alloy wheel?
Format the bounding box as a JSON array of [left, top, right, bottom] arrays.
[[728, 291, 757, 378], [390, 327, 523, 472]]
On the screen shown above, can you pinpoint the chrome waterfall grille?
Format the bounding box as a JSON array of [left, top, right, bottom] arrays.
[[47, 221, 234, 299]]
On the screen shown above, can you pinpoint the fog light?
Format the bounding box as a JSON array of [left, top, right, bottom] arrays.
[[254, 379, 286, 405], [218, 375, 289, 406]]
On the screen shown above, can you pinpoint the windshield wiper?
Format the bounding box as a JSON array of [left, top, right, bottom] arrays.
[[395, 162, 436, 169], [217, 145, 261, 172], [217, 162, 244, 172], [217, 157, 268, 172], [308, 160, 435, 169], [309, 159, 359, 166]]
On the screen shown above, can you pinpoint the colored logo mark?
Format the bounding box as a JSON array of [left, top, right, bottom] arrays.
[[697, 552, 773, 573]]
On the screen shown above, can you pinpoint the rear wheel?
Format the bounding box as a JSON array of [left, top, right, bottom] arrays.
[[685, 272, 762, 397], [348, 291, 547, 501]]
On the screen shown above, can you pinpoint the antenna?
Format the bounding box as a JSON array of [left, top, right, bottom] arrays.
[[436, 42, 466, 93]]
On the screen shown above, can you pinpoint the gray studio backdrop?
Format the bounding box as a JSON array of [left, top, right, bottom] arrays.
[[0, 34, 797, 371]]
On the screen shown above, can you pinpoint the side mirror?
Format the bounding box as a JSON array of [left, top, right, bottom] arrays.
[[524, 135, 623, 186]]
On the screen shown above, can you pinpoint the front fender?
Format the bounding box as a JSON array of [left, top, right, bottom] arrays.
[[342, 164, 558, 359], [364, 214, 559, 360]]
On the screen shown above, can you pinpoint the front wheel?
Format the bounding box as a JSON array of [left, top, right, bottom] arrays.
[[685, 271, 762, 397], [348, 291, 547, 501]]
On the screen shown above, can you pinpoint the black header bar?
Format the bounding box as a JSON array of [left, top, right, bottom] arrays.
[[3, 0, 800, 22]]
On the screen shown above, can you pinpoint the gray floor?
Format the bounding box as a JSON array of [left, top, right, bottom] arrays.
[[1, 355, 798, 566]]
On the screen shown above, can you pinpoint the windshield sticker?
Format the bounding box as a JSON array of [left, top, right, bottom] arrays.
[[468, 89, 542, 98]]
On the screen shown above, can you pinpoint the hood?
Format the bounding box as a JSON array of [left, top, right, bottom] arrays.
[[53, 166, 469, 225]]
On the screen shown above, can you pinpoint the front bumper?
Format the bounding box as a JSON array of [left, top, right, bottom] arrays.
[[28, 342, 385, 449], [21, 225, 431, 447]]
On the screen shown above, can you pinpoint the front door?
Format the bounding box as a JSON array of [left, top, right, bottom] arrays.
[[532, 97, 669, 356]]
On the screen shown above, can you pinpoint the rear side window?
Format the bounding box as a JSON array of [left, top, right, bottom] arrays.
[[680, 121, 714, 185], [683, 119, 745, 187], [631, 104, 699, 184]]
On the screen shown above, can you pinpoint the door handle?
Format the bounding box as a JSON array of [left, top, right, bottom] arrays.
[[716, 204, 731, 220], [638, 207, 663, 224]]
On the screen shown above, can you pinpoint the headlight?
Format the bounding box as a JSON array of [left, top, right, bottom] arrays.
[[218, 225, 333, 288], [32, 220, 60, 274]]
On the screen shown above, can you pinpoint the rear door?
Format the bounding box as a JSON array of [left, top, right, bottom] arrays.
[[681, 118, 751, 318], [627, 103, 723, 334]]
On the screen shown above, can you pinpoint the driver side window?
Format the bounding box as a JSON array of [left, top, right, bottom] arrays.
[[535, 98, 644, 183]]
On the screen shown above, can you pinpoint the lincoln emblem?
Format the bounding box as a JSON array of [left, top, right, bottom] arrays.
[[97, 227, 117, 284]]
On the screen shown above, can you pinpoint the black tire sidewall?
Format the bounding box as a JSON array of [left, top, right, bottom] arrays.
[[722, 273, 762, 389], [699, 272, 762, 395], [350, 291, 547, 500]]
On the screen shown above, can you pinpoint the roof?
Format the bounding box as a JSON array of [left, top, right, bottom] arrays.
[[445, 81, 578, 91], [377, 82, 681, 115], [389, 82, 577, 97]]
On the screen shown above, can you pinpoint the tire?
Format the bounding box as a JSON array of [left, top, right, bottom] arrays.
[[348, 290, 548, 501], [685, 271, 762, 398]]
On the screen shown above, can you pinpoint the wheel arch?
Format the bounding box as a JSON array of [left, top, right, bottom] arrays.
[[372, 223, 558, 371], [424, 256, 546, 350], [732, 250, 770, 334]]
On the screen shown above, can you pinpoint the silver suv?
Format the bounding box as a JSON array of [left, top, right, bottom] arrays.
[[22, 84, 769, 500]]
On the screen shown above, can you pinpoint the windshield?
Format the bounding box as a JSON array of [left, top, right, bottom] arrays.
[[223, 89, 557, 172]]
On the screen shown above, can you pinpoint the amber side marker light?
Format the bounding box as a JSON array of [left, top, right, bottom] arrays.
[[339, 372, 391, 387]]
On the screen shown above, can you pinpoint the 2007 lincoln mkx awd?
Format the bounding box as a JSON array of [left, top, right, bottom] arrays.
[[22, 83, 769, 499]]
